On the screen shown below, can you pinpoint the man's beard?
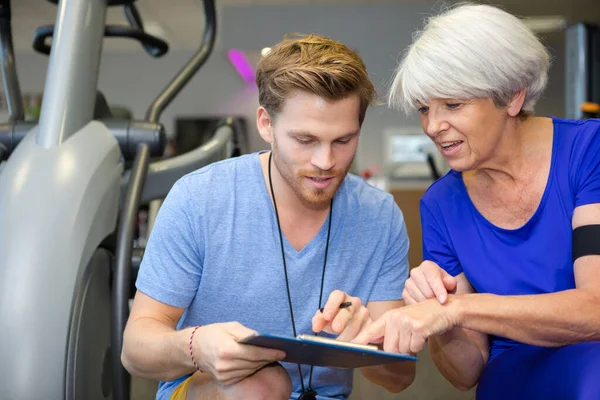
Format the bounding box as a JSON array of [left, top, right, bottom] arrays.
[[271, 138, 352, 207]]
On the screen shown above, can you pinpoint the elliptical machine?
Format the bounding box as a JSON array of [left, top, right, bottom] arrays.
[[0, 0, 234, 399]]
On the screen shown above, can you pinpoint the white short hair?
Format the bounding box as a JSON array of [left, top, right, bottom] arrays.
[[389, 3, 551, 115]]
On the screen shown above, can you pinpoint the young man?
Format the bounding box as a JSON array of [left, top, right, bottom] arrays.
[[122, 33, 414, 400]]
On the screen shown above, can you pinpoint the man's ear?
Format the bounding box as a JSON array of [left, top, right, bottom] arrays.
[[257, 106, 273, 144], [507, 89, 526, 117]]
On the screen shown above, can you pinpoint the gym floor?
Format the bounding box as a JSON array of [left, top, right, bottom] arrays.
[[131, 346, 476, 399]]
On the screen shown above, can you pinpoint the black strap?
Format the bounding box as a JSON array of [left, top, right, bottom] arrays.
[[572, 224, 600, 262], [268, 152, 333, 396]]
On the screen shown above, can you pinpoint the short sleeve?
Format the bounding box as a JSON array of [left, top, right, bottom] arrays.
[[135, 178, 204, 308], [574, 124, 600, 207], [420, 199, 463, 277], [368, 202, 410, 301]]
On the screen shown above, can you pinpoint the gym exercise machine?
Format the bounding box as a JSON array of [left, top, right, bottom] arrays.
[[565, 22, 600, 119], [0, 0, 234, 399]]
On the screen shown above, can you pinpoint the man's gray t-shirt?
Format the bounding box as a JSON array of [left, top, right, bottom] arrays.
[[136, 152, 409, 399]]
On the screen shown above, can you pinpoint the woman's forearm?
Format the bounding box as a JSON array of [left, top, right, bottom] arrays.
[[429, 327, 487, 391], [360, 361, 416, 393], [452, 289, 600, 346], [428, 288, 600, 390]]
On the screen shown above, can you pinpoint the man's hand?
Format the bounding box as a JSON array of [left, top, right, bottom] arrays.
[[192, 322, 286, 386], [312, 290, 371, 342], [403, 261, 457, 305], [352, 298, 458, 354]]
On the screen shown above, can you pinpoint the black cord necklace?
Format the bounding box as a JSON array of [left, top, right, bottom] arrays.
[[268, 152, 333, 400]]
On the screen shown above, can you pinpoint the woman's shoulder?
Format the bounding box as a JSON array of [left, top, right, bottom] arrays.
[[550, 117, 600, 165], [421, 170, 464, 209], [551, 116, 600, 142]]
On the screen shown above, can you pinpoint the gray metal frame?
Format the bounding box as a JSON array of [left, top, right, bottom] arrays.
[[136, 124, 233, 203], [0, 0, 227, 399], [37, 0, 107, 147], [0, 121, 123, 399], [0, 2, 23, 122], [565, 23, 590, 120]]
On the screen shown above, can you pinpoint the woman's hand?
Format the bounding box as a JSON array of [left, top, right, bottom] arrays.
[[352, 298, 459, 354], [403, 261, 457, 305]]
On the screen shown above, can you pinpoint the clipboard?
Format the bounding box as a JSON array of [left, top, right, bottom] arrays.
[[238, 333, 417, 369]]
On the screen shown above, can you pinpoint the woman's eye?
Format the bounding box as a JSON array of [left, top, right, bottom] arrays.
[[418, 106, 429, 114]]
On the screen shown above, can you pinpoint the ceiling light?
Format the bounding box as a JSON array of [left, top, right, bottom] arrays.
[[227, 49, 256, 84]]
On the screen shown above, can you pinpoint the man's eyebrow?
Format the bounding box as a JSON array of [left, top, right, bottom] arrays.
[[287, 131, 317, 138], [287, 130, 359, 139]]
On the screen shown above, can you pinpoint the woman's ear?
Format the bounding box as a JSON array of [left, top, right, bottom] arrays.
[[507, 89, 527, 117], [256, 106, 273, 144]]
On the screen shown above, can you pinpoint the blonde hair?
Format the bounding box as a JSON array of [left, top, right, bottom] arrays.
[[256, 33, 377, 124]]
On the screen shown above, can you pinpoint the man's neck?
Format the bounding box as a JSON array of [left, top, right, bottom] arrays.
[[260, 152, 332, 251]]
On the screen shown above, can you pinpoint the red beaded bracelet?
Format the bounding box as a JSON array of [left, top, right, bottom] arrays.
[[189, 326, 203, 372]]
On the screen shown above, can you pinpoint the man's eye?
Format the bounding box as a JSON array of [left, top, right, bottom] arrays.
[[296, 138, 312, 145]]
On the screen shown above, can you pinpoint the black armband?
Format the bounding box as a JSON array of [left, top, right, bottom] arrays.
[[572, 224, 600, 262]]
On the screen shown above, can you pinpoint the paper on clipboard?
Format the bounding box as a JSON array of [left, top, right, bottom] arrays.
[[238, 332, 417, 369]]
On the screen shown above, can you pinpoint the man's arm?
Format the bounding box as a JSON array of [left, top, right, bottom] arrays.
[[121, 291, 197, 382], [121, 179, 204, 382], [122, 291, 286, 385], [359, 300, 415, 393], [357, 200, 414, 393]]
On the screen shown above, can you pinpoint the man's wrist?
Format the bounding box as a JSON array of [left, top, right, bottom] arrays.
[[181, 325, 205, 373], [189, 326, 203, 371]]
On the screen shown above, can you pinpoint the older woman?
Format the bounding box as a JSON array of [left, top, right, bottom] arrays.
[[353, 3, 600, 399]]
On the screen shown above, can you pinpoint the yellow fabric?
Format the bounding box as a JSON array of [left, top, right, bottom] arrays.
[[169, 374, 194, 400]]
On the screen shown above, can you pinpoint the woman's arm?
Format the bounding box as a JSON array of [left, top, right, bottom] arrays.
[[410, 200, 489, 390], [427, 274, 488, 391], [453, 202, 600, 346], [354, 204, 600, 389], [355, 280, 600, 388], [453, 284, 600, 347]]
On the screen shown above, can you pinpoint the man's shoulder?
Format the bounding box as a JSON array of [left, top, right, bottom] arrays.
[[178, 152, 260, 191], [162, 152, 263, 215], [340, 173, 398, 216]]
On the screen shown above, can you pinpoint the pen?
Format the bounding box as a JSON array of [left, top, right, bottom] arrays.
[[319, 301, 352, 313]]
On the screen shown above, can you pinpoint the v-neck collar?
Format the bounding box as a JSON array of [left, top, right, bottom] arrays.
[[254, 151, 339, 258]]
